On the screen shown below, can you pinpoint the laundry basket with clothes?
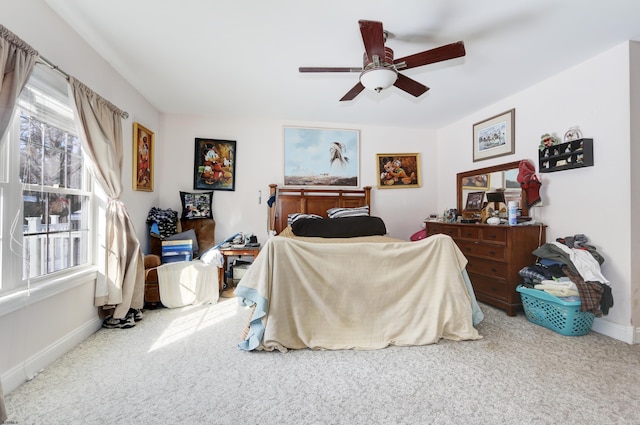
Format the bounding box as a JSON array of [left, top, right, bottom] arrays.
[[519, 233, 613, 317]]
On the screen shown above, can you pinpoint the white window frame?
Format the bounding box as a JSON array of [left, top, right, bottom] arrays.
[[0, 68, 98, 314]]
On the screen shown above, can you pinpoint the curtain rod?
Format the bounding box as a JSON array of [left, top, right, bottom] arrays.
[[37, 56, 130, 120]]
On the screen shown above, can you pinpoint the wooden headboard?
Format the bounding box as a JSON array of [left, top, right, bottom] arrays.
[[269, 184, 372, 234]]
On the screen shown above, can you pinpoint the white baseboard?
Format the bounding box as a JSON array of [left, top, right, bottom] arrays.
[[591, 317, 638, 345], [2, 317, 102, 395]]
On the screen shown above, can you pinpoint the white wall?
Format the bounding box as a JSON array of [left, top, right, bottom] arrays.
[[158, 115, 437, 244], [629, 41, 640, 336], [1, 1, 161, 393], [438, 42, 637, 343]]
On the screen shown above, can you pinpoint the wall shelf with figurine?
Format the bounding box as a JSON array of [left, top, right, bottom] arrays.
[[538, 138, 593, 173]]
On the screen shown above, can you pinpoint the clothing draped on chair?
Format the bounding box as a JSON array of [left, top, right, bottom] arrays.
[[68, 77, 144, 320], [0, 23, 39, 425]]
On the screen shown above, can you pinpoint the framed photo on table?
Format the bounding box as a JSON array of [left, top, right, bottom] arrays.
[[472, 108, 515, 162], [133, 122, 154, 191], [465, 191, 485, 211]]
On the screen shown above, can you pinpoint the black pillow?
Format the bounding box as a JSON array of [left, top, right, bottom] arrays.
[[180, 191, 213, 220], [291, 216, 387, 238]]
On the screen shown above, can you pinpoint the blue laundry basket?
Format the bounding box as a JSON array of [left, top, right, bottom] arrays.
[[517, 285, 595, 336]]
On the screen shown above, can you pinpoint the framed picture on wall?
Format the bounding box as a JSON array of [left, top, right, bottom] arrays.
[[376, 153, 421, 189], [133, 122, 154, 191], [193, 138, 236, 191], [472, 108, 515, 162], [283, 126, 359, 187]]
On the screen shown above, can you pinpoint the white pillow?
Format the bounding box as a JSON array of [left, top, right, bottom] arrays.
[[326, 205, 369, 219]]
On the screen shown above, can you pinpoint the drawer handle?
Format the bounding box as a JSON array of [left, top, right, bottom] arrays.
[[489, 251, 496, 256], [488, 235, 496, 239], [491, 268, 498, 273]]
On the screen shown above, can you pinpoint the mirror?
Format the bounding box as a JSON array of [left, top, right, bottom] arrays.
[[457, 160, 529, 219]]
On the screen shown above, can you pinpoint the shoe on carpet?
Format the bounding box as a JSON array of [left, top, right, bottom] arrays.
[[129, 308, 143, 322], [102, 313, 136, 329]]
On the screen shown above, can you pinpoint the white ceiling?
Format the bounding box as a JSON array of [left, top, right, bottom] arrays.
[[45, 0, 640, 129]]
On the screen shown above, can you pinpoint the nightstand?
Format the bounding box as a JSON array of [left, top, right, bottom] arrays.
[[218, 247, 260, 291]]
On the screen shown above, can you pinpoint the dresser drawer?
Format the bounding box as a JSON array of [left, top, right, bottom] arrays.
[[458, 226, 480, 240], [469, 273, 508, 301], [466, 258, 508, 279], [457, 241, 506, 261], [438, 225, 459, 239], [480, 227, 507, 244], [425, 223, 442, 237]]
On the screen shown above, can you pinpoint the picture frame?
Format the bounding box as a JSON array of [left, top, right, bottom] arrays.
[[465, 191, 485, 211], [193, 138, 236, 191], [133, 122, 154, 191], [461, 173, 490, 190], [472, 108, 515, 162], [376, 153, 421, 189], [283, 126, 359, 187], [504, 168, 520, 189], [444, 208, 457, 223]]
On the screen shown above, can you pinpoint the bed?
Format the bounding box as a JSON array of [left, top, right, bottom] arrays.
[[235, 185, 483, 352]]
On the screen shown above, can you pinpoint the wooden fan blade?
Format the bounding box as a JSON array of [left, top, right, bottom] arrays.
[[299, 67, 362, 73], [393, 74, 429, 97], [394, 41, 465, 70], [340, 82, 365, 101], [359, 20, 385, 61]]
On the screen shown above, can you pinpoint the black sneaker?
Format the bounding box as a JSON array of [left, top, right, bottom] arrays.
[[102, 314, 135, 329], [129, 308, 143, 322]]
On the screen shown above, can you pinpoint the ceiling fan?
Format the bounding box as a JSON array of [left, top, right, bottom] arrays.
[[299, 19, 466, 101]]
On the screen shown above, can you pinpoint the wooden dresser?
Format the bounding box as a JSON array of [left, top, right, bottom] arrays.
[[425, 222, 546, 316]]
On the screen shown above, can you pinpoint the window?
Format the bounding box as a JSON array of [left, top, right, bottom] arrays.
[[19, 113, 90, 278], [0, 64, 93, 293]]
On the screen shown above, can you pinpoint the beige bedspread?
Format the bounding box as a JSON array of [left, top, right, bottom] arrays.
[[235, 234, 482, 351]]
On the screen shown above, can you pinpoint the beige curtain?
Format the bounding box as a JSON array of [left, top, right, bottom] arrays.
[[0, 23, 38, 425], [68, 77, 144, 320], [0, 24, 38, 146]]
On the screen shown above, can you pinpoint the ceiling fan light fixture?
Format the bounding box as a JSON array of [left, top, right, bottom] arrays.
[[360, 67, 398, 93]]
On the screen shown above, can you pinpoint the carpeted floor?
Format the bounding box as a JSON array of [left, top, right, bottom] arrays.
[[4, 298, 640, 424]]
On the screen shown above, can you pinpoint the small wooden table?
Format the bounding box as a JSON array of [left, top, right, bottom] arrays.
[[218, 247, 260, 291]]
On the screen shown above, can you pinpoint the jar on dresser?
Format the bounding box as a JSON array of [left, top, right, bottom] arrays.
[[425, 222, 546, 316]]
